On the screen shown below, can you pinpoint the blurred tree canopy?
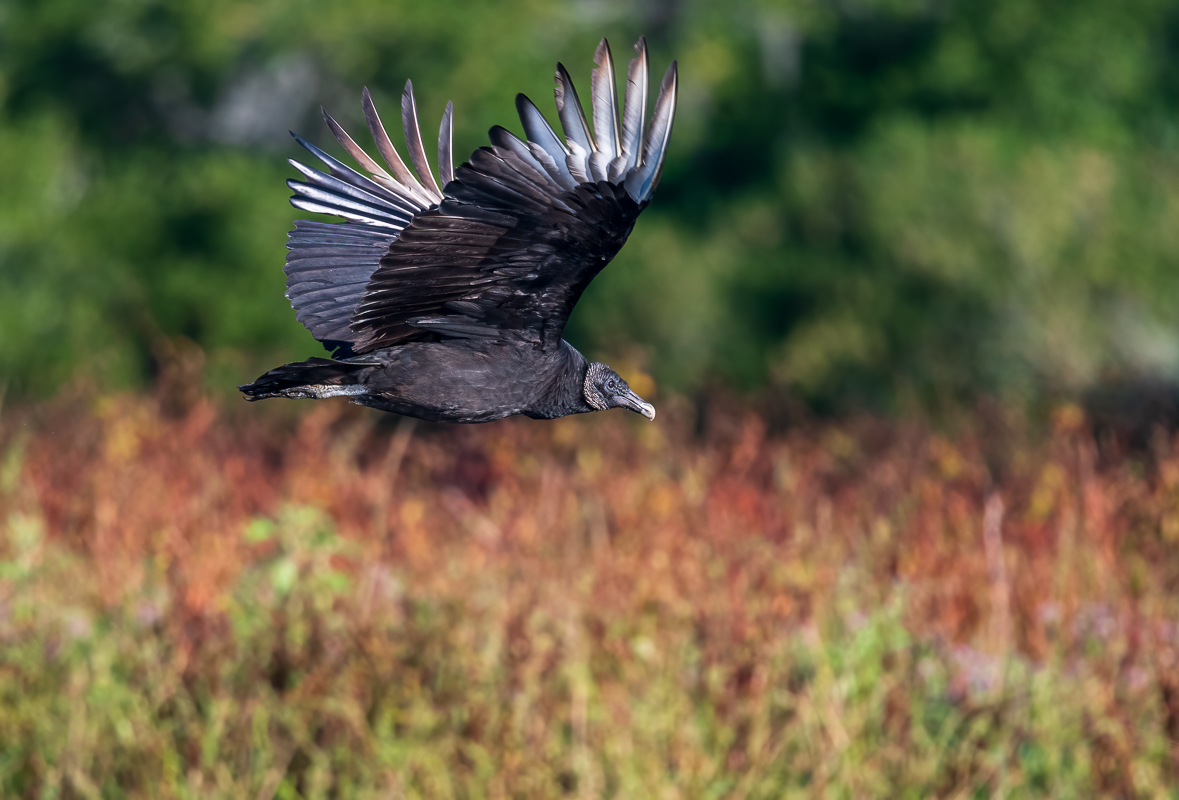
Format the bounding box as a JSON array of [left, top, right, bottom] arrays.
[[3, 0, 1179, 411]]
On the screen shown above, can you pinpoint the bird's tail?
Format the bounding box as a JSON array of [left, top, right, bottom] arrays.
[[238, 357, 372, 401]]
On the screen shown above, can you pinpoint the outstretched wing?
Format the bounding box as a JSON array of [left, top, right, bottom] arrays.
[[283, 83, 454, 356], [348, 37, 678, 353]]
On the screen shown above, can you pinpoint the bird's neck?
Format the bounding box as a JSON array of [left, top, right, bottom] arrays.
[[526, 341, 594, 419]]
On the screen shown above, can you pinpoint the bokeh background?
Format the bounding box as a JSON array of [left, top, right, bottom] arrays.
[[5, 0, 1179, 796], [7, 0, 1179, 410]]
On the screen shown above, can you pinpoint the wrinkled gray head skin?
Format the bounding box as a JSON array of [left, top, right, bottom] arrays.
[[583, 362, 656, 421]]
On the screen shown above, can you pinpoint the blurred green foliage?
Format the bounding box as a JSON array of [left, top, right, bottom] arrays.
[[3, 0, 1179, 409]]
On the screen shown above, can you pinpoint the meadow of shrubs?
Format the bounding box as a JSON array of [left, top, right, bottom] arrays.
[[1, 382, 1177, 797]]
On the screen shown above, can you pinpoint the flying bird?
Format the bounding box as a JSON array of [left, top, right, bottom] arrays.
[[239, 38, 677, 423]]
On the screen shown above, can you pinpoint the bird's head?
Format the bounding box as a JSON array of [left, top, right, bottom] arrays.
[[583, 362, 655, 421]]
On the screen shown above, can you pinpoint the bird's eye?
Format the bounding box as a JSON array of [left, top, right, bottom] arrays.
[[606, 379, 616, 392]]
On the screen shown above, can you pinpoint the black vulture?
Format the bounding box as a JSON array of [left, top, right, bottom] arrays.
[[239, 38, 677, 423]]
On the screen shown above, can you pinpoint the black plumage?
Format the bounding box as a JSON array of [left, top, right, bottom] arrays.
[[239, 37, 677, 423]]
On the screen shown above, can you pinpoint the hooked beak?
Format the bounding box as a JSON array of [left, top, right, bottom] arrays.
[[616, 389, 656, 421]]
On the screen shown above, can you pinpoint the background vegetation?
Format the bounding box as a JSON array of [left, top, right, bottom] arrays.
[[3, 391, 1179, 797], [6, 1, 1179, 796], [5, 0, 1179, 409]]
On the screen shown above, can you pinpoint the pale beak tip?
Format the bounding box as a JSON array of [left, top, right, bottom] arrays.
[[640, 402, 656, 421]]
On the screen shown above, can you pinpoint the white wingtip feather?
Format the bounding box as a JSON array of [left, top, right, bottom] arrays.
[[590, 39, 620, 181]]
